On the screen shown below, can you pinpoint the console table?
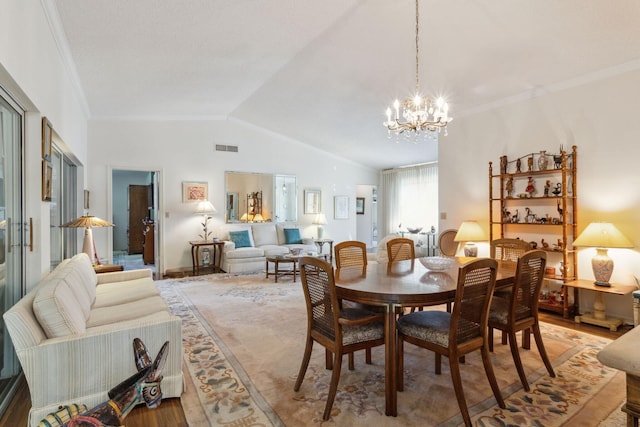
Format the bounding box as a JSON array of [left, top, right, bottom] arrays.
[[566, 279, 636, 331], [189, 240, 224, 276]]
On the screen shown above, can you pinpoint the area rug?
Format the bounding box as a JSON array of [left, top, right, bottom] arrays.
[[157, 273, 626, 426]]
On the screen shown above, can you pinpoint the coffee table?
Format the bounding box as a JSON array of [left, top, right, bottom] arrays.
[[265, 254, 327, 282]]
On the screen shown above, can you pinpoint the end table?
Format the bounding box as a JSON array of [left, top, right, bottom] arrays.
[[566, 279, 636, 331], [189, 240, 225, 275], [314, 239, 334, 263]]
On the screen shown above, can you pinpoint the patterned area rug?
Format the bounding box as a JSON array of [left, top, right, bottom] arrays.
[[157, 273, 626, 426]]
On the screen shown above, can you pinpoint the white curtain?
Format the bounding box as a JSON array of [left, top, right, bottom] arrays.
[[380, 163, 438, 237]]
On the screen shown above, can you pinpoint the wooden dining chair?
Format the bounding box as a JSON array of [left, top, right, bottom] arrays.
[[294, 256, 385, 421], [488, 250, 556, 391], [490, 238, 531, 262], [397, 258, 505, 427], [334, 240, 367, 270], [386, 237, 415, 263], [438, 229, 458, 257]]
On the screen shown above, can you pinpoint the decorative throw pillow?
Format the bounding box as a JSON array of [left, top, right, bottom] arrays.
[[229, 230, 253, 248], [284, 228, 302, 244]]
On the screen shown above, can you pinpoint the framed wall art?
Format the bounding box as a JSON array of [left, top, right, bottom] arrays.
[[42, 160, 52, 201], [42, 117, 52, 161], [182, 181, 208, 202], [334, 195, 349, 220], [356, 197, 365, 215], [304, 188, 321, 214]]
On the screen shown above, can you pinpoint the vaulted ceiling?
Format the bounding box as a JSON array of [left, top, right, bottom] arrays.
[[54, 0, 640, 170]]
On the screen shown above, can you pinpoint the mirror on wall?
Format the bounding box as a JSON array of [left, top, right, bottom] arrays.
[[274, 175, 297, 222], [224, 171, 297, 223]]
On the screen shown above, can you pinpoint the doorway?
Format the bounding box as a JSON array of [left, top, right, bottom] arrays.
[[111, 169, 160, 276]]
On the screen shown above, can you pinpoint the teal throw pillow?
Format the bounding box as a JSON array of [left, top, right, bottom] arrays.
[[229, 230, 252, 248], [284, 228, 302, 244]]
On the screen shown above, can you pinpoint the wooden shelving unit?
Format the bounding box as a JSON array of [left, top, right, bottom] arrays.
[[489, 146, 578, 318]]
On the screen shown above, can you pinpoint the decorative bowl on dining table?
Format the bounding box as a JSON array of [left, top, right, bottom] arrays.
[[419, 256, 456, 271]]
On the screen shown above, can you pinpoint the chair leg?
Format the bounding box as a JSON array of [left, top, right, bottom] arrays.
[[523, 327, 531, 350], [480, 344, 506, 409], [325, 348, 333, 370], [488, 327, 495, 352], [435, 353, 442, 375], [448, 353, 472, 427], [365, 348, 372, 365], [501, 330, 507, 345], [397, 336, 404, 391], [323, 351, 343, 421], [348, 352, 355, 370], [508, 330, 529, 391], [532, 323, 556, 378], [294, 338, 314, 391]]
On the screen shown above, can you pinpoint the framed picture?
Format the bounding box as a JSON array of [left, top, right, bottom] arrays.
[[356, 197, 365, 215], [334, 195, 349, 220], [42, 160, 53, 201], [42, 117, 53, 161], [84, 190, 90, 210], [304, 188, 321, 214], [183, 181, 208, 202]]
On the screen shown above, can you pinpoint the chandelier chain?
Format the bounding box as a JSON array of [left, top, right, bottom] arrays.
[[415, 0, 420, 94]]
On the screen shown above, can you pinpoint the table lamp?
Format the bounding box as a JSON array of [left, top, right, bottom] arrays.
[[454, 220, 486, 257], [61, 215, 114, 265], [194, 200, 217, 241], [572, 222, 633, 287], [313, 213, 328, 239]]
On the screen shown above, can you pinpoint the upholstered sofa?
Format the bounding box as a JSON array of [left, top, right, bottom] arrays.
[[597, 325, 640, 424], [220, 223, 317, 273], [3, 253, 182, 426]]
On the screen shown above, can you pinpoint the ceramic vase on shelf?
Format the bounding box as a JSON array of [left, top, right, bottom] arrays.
[[538, 150, 548, 171]]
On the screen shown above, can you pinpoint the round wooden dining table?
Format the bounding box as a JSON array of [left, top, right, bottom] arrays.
[[334, 257, 516, 417]]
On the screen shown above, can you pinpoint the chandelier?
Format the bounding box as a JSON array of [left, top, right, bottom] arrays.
[[383, 0, 452, 140]]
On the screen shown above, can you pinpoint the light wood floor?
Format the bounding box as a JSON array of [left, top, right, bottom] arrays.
[[0, 313, 632, 427]]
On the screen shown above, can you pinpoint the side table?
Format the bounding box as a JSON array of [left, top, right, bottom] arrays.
[[93, 264, 124, 274], [565, 279, 636, 331], [314, 239, 334, 263], [189, 240, 225, 276]]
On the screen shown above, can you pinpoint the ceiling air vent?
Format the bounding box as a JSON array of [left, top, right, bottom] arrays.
[[215, 144, 238, 153]]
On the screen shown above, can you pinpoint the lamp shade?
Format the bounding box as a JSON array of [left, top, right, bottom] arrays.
[[313, 213, 328, 225], [61, 215, 114, 228], [453, 221, 486, 242], [572, 222, 633, 248], [194, 200, 217, 215]]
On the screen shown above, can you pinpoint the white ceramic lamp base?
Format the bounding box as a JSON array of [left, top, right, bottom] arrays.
[[592, 248, 613, 287], [463, 242, 478, 257]]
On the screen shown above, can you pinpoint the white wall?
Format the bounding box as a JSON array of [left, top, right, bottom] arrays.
[[440, 69, 640, 323], [87, 118, 378, 272], [0, 0, 88, 287]]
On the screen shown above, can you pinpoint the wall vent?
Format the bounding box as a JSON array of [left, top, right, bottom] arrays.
[[215, 144, 238, 152]]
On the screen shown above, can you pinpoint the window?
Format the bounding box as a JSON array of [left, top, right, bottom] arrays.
[[49, 144, 78, 269], [380, 163, 438, 236]]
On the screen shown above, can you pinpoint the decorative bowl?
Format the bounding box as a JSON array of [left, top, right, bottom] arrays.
[[406, 227, 423, 234], [419, 256, 455, 271], [290, 248, 302, 256]]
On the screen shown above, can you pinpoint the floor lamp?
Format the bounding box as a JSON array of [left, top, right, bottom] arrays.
[[61, 215, 114, 265]]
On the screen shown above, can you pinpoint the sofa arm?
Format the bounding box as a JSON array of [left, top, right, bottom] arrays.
[[302, 237, 315, 245], [597, 325, 640, 376], [96, 268, 152, 284], [222, 240, 236, 251], [18, 314, 182, 416]]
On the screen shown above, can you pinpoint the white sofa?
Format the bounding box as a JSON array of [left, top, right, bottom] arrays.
[[220, 223, 317, 273], [3, 253, 183, 426]]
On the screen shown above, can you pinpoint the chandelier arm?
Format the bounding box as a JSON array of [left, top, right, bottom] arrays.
[[415, 0, 420, 94]]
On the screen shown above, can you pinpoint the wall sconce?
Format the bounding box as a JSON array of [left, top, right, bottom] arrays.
[[194, 200, 217, 242], [313, 213, 328, 239], [572, 222, 633, 286], [454, 220, 486, 257]]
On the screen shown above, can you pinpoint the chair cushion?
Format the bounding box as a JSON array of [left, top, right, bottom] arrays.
[[398, 310, 482, 347], [488, 296, 530, 326], [340, 307, 384, 345], [284, 228, 302, 244], [229, 230, 253, 248]]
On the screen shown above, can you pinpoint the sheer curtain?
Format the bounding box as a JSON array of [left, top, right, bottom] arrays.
[[380, 163, 438, 237]]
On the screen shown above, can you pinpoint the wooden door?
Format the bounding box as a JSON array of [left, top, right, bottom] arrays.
[[128, 184, 151, 254]]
